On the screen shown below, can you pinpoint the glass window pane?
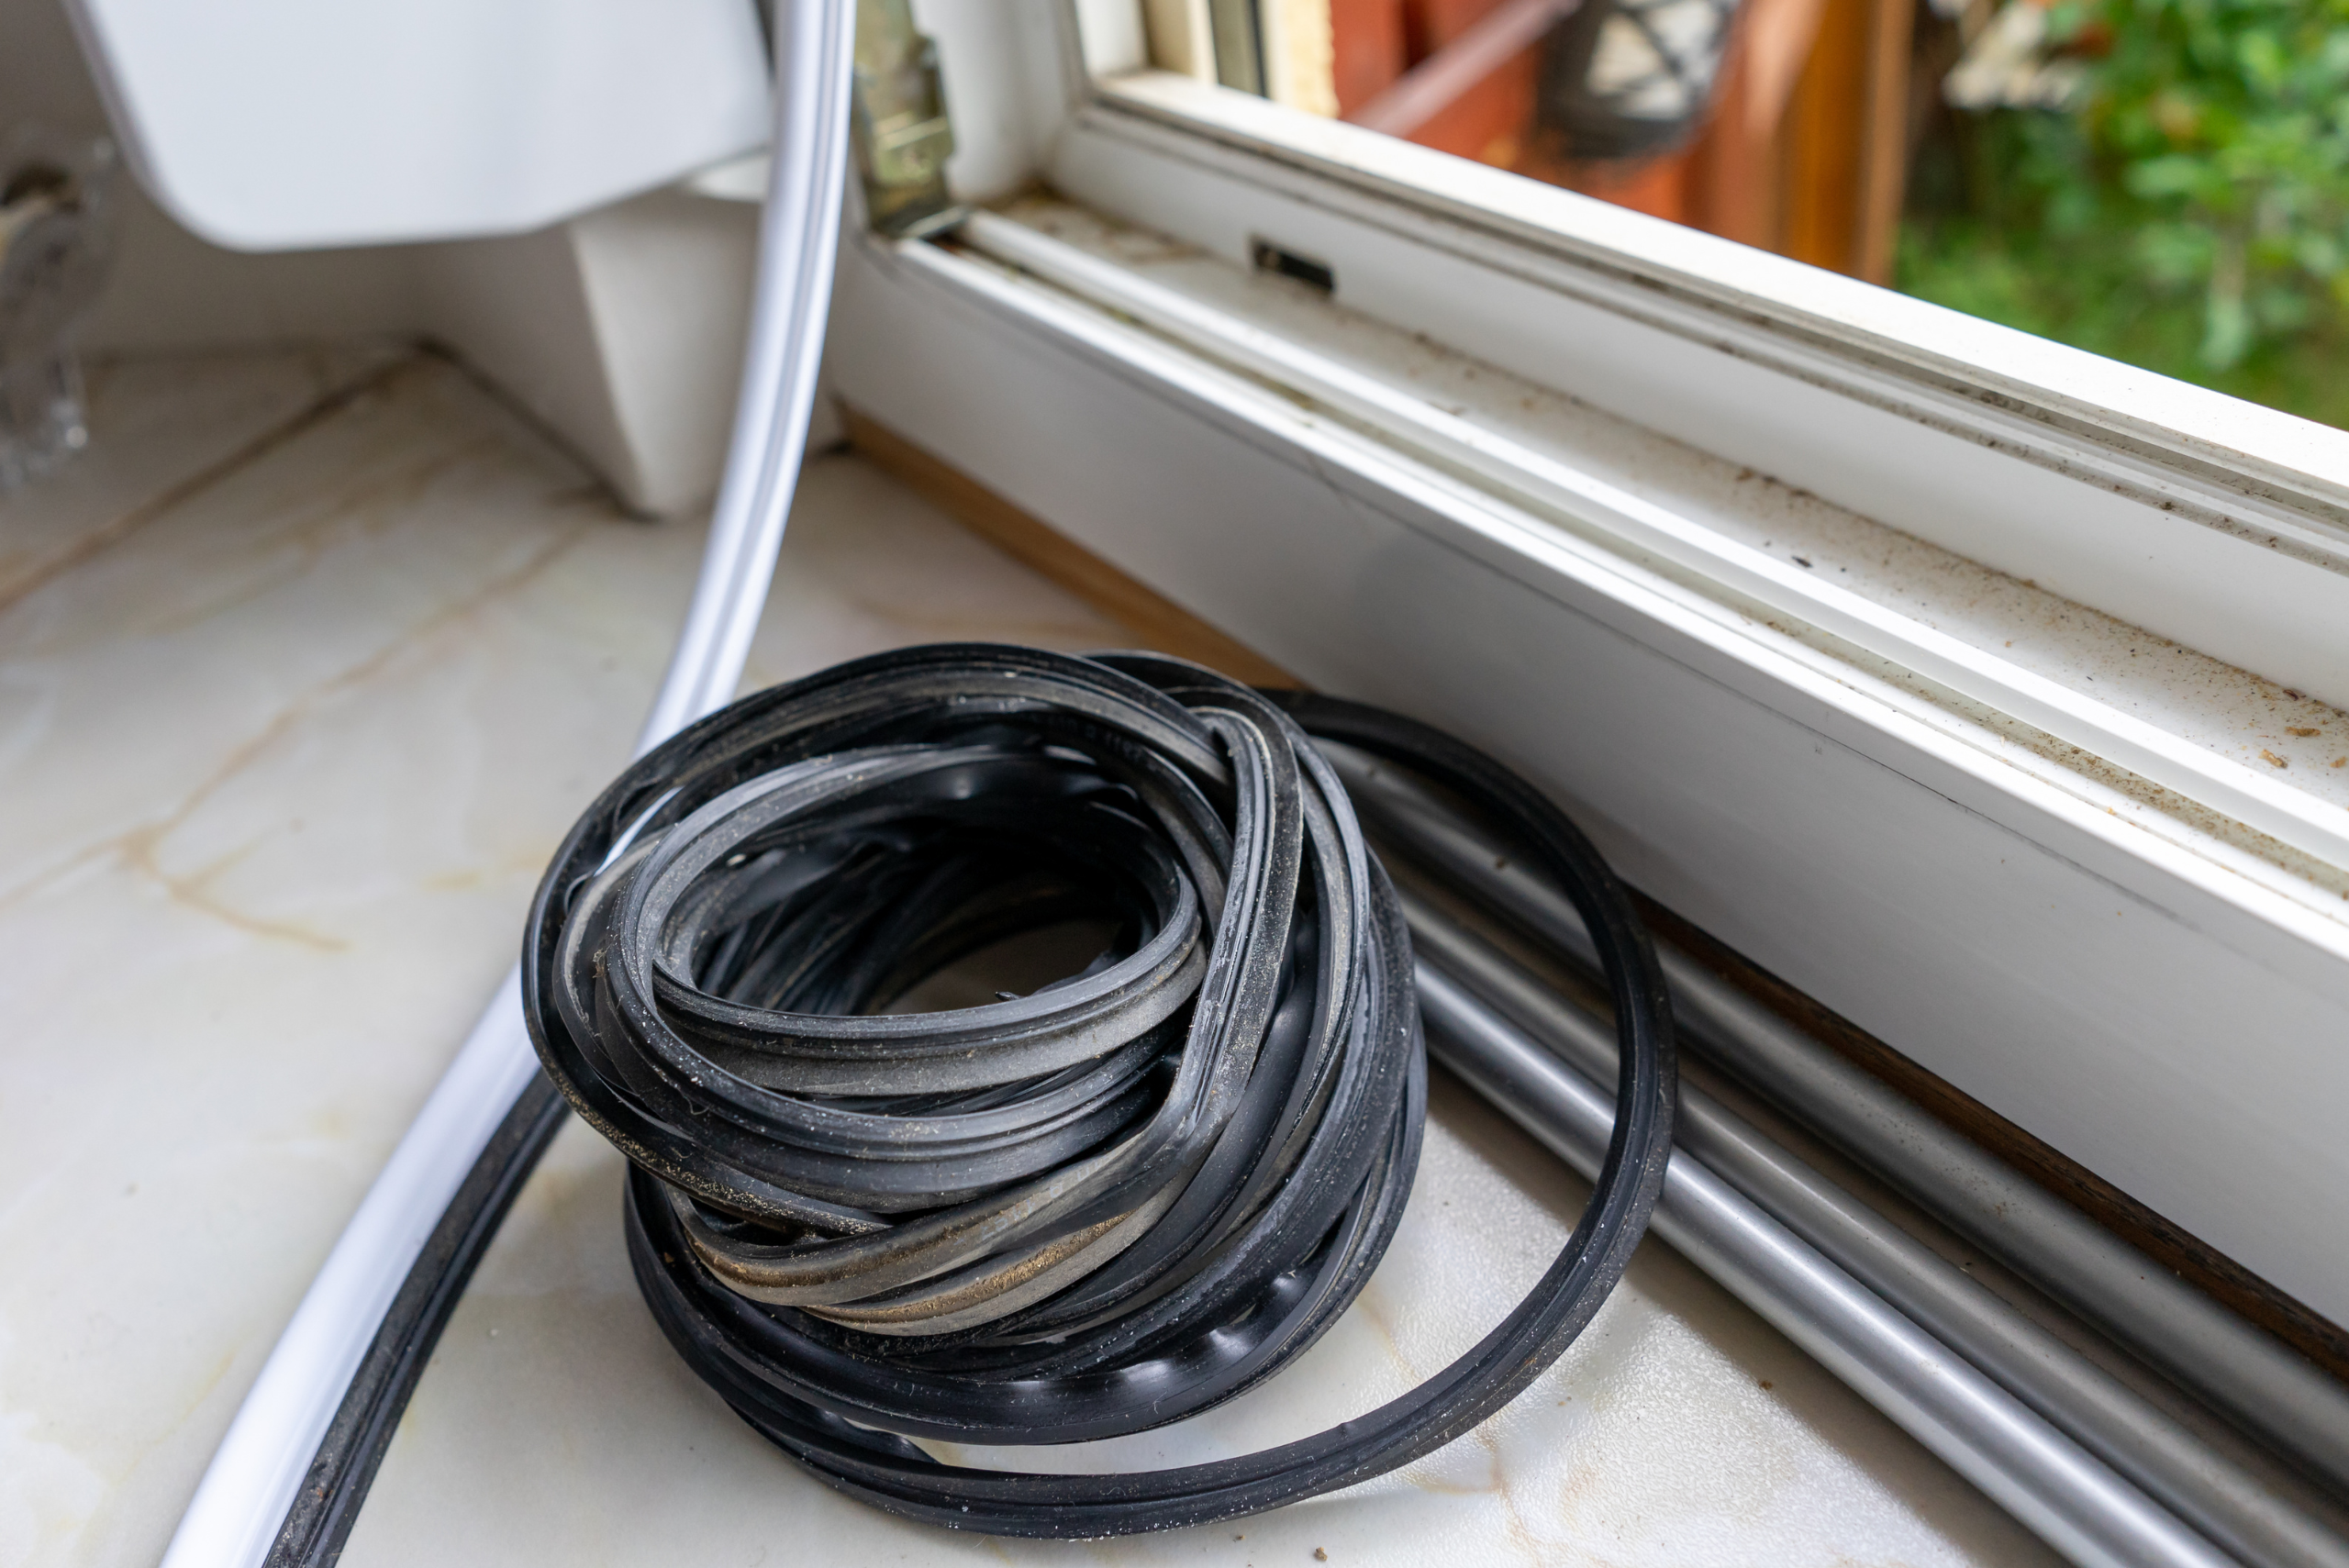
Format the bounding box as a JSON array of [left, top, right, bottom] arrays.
[[1154, 0, 2349, 431]]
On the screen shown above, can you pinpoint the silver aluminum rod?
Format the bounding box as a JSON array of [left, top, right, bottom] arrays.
[[157, 9, 856, 1566], [1323, 739, 2349, 1496], [1408, 889, 2349, 1568], [1667, 945, 2349, 1496], [1415, 962, 2243, 1568]]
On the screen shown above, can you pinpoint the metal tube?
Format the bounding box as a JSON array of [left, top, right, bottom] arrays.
[[1326, 740, 2349, 1497], [1409, 892, 2349, 1568], [1669, 951, 2349, 1497], [1416, 962, 2244, 1568]]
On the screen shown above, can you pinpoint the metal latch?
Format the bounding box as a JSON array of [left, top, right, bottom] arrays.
[[851, 0, 963, 239]]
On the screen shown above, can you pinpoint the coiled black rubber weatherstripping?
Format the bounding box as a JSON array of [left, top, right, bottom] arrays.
[[520, 641, 1677, 1539]]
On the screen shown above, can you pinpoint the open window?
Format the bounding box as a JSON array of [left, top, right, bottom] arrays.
[[1131, 0, 2349, 424]]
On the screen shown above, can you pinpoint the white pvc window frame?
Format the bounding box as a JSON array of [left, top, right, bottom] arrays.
[[842, 0, 2349, 1329]]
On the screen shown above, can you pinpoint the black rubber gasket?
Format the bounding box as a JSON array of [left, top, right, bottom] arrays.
[[271, 645, 1676, 1553], [529, 647, 1678, 1537]]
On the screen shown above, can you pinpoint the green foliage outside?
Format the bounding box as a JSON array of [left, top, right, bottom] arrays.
[[1898, 0, 2349, 427]]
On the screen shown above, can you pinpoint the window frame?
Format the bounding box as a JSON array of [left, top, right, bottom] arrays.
[[1055, 70, 2349, 713], [840, 0, 2349, 1329]]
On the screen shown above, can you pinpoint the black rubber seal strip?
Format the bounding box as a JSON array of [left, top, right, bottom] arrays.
[[259, 646, 1676, 1552], [265, 1073, 570, 1568]]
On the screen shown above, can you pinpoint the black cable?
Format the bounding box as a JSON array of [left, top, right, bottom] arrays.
[[519, 642, 1677, 1539], [267, 1073, 570, 1568]]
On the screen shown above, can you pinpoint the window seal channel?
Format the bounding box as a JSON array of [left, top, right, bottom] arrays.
[[1041, 69, 2349, 728], [948, 210, 2349, 911]]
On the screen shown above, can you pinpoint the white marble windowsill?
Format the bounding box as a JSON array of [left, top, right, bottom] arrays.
[[0, 348, 2052, 1567]]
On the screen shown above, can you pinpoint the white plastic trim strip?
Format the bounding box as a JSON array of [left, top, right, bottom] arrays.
[[155, 6, 855, 1564]]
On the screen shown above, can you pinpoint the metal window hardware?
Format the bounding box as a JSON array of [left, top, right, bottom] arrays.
[[850, 0, 963, 239]]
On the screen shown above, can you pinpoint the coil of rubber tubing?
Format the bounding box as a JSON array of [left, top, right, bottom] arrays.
[[519, 642, 1676, 1538]]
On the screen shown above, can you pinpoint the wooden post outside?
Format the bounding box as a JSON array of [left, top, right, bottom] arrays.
[[1779, 0, 1870, 273], [1856, 0, 1917, 283]]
